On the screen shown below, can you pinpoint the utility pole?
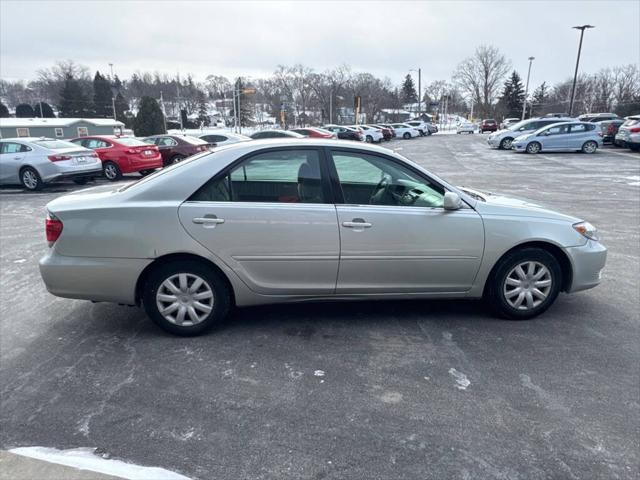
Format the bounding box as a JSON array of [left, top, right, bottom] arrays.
[[177, 80, 183, 130], [409, 68, 422, 116], [160, 91, 167, 133], [329, 92, 332, 124], [521, 56, 535, 120], [568, 25, 594, 116]]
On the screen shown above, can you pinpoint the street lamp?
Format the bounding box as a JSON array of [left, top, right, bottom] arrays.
[[521, 56, 535, 120], [409, 68, 422, 116], [568, 25, 594, 116]]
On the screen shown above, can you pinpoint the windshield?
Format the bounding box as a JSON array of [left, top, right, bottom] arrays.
[[507, 120, 531, 131], [33, 139, 80, 150], [116, 137, 149, 147]]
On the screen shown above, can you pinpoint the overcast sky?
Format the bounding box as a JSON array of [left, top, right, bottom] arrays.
[[1, 0, 638, 87]]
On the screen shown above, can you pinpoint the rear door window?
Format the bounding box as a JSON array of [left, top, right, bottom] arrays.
[[569, 124, 587, 134]]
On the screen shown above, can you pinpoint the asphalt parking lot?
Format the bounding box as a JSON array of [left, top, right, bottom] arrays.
[[1, 134, 638, 479]]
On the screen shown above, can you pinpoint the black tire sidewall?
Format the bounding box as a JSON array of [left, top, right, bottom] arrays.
[[487, 248, 562, 320], [403, 132, 411, 139], [143, 260, 231, 336]]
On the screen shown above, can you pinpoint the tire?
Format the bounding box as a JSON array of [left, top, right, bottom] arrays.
[[20, 167, 43, 191], [73, 177, 89, 185], [139, 169, 156, 176], [143, 260, 231, 336], [366, 135, 373, 143], [499, 137, 514, 150], [485, 247, 562, 320], [629, 144, 640, 152], [581, 141, 598, 154], [526, 142, 541, 154], [103, 161, 122, 181], [403, 132, 411, 140], [170, 155, 185, 164]]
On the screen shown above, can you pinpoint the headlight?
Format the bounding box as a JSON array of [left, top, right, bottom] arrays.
[[573, 221, 599, 241]]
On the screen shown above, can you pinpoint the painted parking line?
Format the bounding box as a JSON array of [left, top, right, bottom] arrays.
[[601, 149, 639, 159]]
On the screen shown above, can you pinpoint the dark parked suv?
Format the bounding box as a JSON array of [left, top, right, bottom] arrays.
[[143, 135, 213, 166], [480, 119, 498, 133], [322, 125, 363, 141]]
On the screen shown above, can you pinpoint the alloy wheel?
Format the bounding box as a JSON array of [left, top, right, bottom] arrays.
[[156, 273, 214, 326], [503, 261, 552, 311], [527, 142, 541, 154], [22, 170, 38, 190], [583, 141, 597, 153], [104, 164, 118, 180]]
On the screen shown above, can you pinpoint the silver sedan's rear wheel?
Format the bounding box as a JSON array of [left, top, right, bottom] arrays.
[[486, 247, 562, 320], [143, 260, 231, 336], [156, 273, 214, 327], [21, 167, 43, 191]]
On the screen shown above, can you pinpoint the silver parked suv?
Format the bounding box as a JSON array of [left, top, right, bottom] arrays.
[[39, 139, 606, 336]]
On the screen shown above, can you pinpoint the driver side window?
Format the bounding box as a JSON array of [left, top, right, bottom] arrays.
[[331, 151, 444, 208]]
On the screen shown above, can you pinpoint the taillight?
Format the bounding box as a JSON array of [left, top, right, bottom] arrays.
[[629, 127, 640, 133], [48, 155, 71, 162], [46, 212, 63, 246]]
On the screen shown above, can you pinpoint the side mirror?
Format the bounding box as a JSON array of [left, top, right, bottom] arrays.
[[444, 191, 462, 210]]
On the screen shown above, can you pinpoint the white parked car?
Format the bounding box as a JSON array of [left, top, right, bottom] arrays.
[[405, 120, 430, 136], [0, 137, 102, 191], [391, 123, 421, 139], [350, 125, 384, 143], [456, 122, 476, 134], [197, 132, 251, 147], [500, 118, 520, 129]]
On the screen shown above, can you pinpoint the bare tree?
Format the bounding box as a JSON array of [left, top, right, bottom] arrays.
[[453, 45, 511, 117]]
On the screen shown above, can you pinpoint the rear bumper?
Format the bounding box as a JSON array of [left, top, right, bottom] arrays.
[[565, 240, 607, 293], [42, 164, 103, 182], [121, 156, 164, 174], [39, 250, 151, 304]]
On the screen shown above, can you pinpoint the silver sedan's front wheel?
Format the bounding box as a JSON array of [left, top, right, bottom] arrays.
[[486, 247, 562, 320], [156, 273, 214, 326], [503, 261, 552, 311], [144, 260, 231, 336]]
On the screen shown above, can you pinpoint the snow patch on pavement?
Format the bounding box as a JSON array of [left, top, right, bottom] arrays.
[[449, 368, 471, 390], [9, 447, 191, 479]]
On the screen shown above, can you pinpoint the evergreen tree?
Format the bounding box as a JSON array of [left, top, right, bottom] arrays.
[[33, 102, 55, 117], [401, 74, 418, 104], [113, 92, 130, 124], [133, 96, 165, 136], [92, 71, 113, 117], [196, 91, 210, 126], [113, 74, 123, 91], [15, 103, 35, 117], [530, 82, 548, 116], [0, 102, 9, 117], [59, 74, 90, 117], [498, 71, 525, 117]]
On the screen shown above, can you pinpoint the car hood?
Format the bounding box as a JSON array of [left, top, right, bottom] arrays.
[[458, 186, 580, 223]]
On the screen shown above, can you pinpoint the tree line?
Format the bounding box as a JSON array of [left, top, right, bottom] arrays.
[[1, 46, 638, 133]]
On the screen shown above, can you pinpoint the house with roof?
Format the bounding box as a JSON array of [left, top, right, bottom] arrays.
[[0, 118, 125, 140]]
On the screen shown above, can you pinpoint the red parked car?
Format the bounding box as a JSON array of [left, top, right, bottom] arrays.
[[70, 135, 163, 181], [290, 127, 337, 139], [480, 119, 498, 133], [142, 135, 213, 166]]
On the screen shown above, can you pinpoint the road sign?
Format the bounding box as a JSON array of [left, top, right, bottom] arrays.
[[242, 88, 256, 95]]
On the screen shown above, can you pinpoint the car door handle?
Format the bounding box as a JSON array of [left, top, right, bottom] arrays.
[[193, 216, 225, 225], [342, 219, 372, 228]]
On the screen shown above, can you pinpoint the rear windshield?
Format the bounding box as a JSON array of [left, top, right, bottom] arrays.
[[32, 140, 80, 150], [116, 137, 149, 147], [622, 118, 640, 127]]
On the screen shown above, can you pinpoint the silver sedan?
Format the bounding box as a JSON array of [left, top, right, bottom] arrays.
[[39, 139, 607, 336]]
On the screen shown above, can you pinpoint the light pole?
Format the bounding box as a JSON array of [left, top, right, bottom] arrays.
[[108, 63, 117, 121], [409, 68, 422, 116], [568, 25, 594, 116], [521, 56, 535, 120]]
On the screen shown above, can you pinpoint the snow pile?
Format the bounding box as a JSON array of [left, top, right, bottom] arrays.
[[9, 447, 191, 480]]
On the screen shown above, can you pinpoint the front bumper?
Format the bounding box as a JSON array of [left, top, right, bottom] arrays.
[[39, 250, 151, 304], [565, 240, 607, 293], [486, 137, 500, 147]]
